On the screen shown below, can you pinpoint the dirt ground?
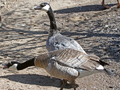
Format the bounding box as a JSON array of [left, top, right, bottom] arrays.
[[0, 0, 120, 90]]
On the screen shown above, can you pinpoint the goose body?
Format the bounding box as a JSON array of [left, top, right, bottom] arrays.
[[46, 33, 85, 53], [34, 2, 87, 54], [102, 0, 120, 8], [3, 48, 113, 90]]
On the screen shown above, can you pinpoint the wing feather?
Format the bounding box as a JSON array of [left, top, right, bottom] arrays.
[[50, 49, 100, 71]]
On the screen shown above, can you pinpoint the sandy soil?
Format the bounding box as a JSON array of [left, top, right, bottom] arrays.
[[0, 0, 120, 90]]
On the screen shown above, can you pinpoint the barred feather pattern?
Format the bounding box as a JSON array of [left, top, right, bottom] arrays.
[[34, 48, 103, 81]]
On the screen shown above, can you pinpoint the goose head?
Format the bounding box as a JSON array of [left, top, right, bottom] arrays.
[[34, 2, 50, 12], [3, 61, 19, 70]]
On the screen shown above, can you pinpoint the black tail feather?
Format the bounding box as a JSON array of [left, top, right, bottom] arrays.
[[103, 68, 114, 76], [99, 60, 109, 66]]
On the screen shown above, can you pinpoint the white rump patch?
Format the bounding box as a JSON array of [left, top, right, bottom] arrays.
[[9, 64, 18, 70], [96, 65, 104, 70]]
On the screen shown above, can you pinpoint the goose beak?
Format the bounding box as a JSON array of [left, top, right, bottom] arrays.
[[34, 6, 41, 10], [2, 63, 8, 69]]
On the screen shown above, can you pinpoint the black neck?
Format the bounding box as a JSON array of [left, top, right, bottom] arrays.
[[47, 7, 57, 31], [17, 58, 35, 70]]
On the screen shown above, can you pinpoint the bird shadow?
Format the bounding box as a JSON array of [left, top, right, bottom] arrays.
[[0, 74, 78, 89], [54, 4, 117, 14]]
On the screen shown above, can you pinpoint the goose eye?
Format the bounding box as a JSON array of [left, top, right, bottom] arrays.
[[40, 4, 45, 7]]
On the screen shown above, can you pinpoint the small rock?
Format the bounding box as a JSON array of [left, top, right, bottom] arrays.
[[100, 30, 104, 33], [105, 25, 109, 28], [112, 28, 117, 30], [28, 86, 32, 89], [0, 56, 4, 59], [15, 55, 21, 58], [109, 86, 114, 89], [15, 23, 20, 26], [89, 43, 92, 45], [116, 44, 120, 47], [0, 61, 3, 64], [69, 16, 87, 22], [5, 36, 8, 39], [74, 22, 79, 26], [118, 16, 120, 18], [85, 35, 87, 37], [21, 24, 26, 27], [19, 32, 24, 34]]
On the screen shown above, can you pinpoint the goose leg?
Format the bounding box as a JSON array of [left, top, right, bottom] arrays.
[[71, 80, 76, 90], [0, 16, 1, 27], [101, 0, 110, 9], [117, 0, 120, 8], [60, 79, 67, 90]]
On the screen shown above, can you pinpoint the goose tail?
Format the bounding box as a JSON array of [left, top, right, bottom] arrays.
[[103, 68, 114, 76]]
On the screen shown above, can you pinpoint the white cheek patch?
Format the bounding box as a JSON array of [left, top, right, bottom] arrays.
[[96, 65, 104, 70], [9, 64, 18, 70], [42, 5, 50, 12]]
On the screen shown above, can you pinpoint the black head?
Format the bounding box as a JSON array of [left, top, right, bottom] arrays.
[[34, 2, 50, 12], [3, 61, 19, 69]]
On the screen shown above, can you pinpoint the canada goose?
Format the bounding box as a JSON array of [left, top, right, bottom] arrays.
[[3, 48, 113, 90], [102, 0, 120, 8], [34, 2, 87, 54]]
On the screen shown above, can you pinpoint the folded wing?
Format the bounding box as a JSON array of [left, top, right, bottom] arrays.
[[50, 49, 102, 71]]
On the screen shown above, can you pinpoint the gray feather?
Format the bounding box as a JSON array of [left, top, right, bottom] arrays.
[[46, 33, 87, 54]]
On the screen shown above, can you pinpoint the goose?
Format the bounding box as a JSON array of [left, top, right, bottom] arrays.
[[102, 0, 120, 9], [34, 2, 87, 54], [3, 48, 113, 90]]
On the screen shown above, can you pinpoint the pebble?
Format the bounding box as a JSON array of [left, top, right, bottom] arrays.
[[118, 16, 120, 18], [105, 25, 109, 28], [21, 24, 26, 27], [112, 28, 117, 30], [28, 85, 32, 89], [69, 16, 86, 22], [0, 56, 4, 59], [85, 35, 87, 37], [0, 61, 3, 64], [15, 23, 20, 26], [99, 46, 102, 48], [19, 32, 24, 34], [89, 43, 92, 45], [15, 55, 21, 58], [74, 22, 79, 26], [100, 30, 104, 33], [109, 86, 114, 89]]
